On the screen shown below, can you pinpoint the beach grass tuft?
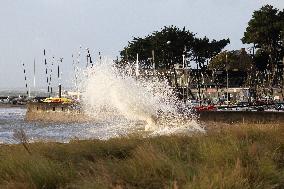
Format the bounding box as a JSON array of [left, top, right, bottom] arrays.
[[0, 123, 283, 188]]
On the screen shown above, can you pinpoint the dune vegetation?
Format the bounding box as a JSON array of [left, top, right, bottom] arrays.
[[0, 123, 283, 189]]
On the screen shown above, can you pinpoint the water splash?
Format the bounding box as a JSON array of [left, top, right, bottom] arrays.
[[80, 58, 203, 135]]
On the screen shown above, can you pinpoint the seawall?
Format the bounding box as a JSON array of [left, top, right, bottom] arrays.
[[26, 102, 91, 123], [26, 102, 284, 124], [198, 110, 284, 124]]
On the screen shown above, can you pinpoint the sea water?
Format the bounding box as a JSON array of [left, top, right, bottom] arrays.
[[0, 59, 203, 144], [0, 107, 143, 143]]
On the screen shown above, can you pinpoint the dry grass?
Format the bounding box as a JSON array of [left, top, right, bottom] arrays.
[[0, 123, 283, 188]]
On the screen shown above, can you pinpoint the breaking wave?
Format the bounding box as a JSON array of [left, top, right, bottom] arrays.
[[79, 58, 203, 136]]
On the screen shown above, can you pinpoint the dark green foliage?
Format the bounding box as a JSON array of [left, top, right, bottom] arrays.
[[242, 5, 284, 70], [254, 49, 270, 71], [192, 37, 230, 69], [208, 49, 253, 71], [120, 26, 229, 69]]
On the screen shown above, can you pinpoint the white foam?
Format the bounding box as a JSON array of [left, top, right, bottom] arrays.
[[79, 58, 203, 136]]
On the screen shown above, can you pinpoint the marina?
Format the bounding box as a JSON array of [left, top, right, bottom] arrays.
[[0, 1, 283, 188]]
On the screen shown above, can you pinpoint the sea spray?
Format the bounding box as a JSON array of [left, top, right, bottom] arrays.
[[79, 58, 203, 135]]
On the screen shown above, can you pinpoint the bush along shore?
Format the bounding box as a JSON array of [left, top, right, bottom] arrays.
[[0, 124, 283, 189]]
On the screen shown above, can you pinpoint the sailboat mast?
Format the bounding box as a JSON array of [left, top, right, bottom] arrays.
[[44, 49, 50, 95], [22, 62, 28, 96], [33, 58, 36, 89]]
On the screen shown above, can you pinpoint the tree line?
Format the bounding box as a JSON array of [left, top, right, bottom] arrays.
[[119, 5, 284, 74], [120, 26, 230, 70]]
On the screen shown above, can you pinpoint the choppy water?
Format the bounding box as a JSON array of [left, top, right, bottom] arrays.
[[0, 107, 201, 144], [0, 107, 143, 144]]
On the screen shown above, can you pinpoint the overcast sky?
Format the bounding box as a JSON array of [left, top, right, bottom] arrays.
[[0, 0, 283, 90]]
